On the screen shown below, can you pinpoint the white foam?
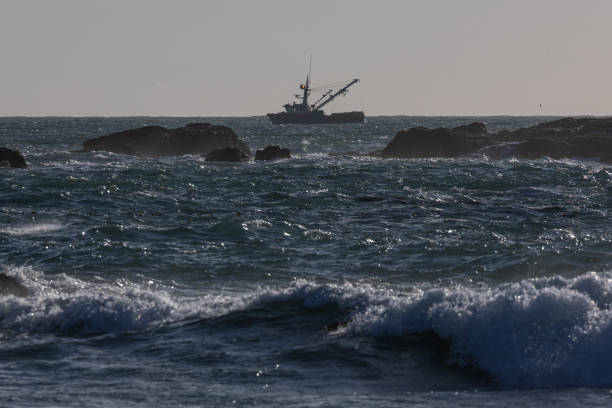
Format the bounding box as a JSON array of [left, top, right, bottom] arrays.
[[5, 266, 612, 388], [0, 223, 63, 236], [303, 229, 332, 241], [227, 274, 612, 388], [0, 266, 260, 337], [241, 219, 272, 231], [277, 274, 612, 389]]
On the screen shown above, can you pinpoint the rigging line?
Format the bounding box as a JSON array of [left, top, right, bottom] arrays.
[[310, 79, 354, 90]]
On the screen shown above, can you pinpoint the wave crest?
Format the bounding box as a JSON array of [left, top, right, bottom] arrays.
[[320, 273, 612, 388], [4, 267, 612, 388]]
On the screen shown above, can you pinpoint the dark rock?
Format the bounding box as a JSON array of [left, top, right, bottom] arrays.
[[0, 273, 28, 297], [515, 138, 568, 159], [356, 196, 385, 202], [497, 117, 612, 163], [255, 145, 291, 161], [479, 142, 521, 160], [83, 123, 251, 157], [205, 147, 249, 162], [98, 143, 139, 156], [381, 122, 489, 159], [453, 122, 489, 137], [382, 118, 612, 163], [0, 147, 27, 168], [515, 137, 612, 163], [496, 117, 612, 141], [83, 126, 164, 154], [506, 118, 612, 163]]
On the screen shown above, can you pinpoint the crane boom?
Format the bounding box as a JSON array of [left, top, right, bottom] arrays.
[[313, 79, 360, 111], [311, 89, 333, 109]]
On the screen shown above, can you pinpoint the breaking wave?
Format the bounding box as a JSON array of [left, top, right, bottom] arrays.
[[3, 266, 612, 388], [286, 272, 612, 389], [0, 267, 258, 337]]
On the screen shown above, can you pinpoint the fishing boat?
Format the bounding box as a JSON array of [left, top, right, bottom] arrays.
[[267, 64, 364, 124]]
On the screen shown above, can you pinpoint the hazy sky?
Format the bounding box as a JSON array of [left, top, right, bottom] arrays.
[[1, 0, 611, 116]]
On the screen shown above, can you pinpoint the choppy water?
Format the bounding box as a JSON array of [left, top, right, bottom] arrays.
[[1, 116, 611, 407]]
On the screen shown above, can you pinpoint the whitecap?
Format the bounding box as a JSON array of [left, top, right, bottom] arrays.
[[6, 265, 612, 389], [0, 223, 63, 236], [216, 274, 612, 389], [0, 266, 261, 337], [302, 229, 332, 241], [241, 219, 272, 231], [293, 272, 612, 389]]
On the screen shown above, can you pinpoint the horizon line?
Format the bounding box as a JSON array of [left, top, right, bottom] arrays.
[[1, 113, 610, 119]]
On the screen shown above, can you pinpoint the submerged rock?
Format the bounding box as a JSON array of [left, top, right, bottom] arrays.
[[0, 147, 27, 168], [356, 195, 385, 202], [381, 122, 489, 159], [255, 145, 291, 161], [83, 123, 251, 157], [0, 273, 28, 297], [205, 147, 249, 162]]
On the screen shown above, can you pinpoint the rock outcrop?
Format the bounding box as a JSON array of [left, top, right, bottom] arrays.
[[205, 147, 249, 162], [381, 122, 489, 159], [496, 117, 612, 141], [497, 117, 612, 163], [514, 137, 612, 163], [255, 145, 291, 161], [382, 118, 612, 164], [83, 123, 251, 157], [0, 147, 27, 168]]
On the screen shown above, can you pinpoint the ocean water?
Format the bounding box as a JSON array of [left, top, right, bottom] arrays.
[[1, 116, 611, 407]]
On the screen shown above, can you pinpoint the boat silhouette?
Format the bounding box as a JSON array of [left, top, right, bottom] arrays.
[[267, 62, 364, 124]]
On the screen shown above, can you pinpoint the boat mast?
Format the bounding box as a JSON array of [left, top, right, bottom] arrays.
[[302, 74, 310, 106], [301, 57, 312, 108], [313, 79, 360, 111]]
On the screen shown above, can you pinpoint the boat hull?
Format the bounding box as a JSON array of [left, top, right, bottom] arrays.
[[267, 111, 365, 124]]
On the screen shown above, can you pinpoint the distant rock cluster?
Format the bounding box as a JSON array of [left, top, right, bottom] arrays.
[[74, 116, 612, 164], [380, 117, 612, 164], [82, 123, 293, 162]]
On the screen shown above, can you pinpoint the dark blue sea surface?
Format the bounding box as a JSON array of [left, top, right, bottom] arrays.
[[1, 116, 611, 407]]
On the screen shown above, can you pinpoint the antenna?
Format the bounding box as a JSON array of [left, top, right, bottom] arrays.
[[308, 55, 312, 83]]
